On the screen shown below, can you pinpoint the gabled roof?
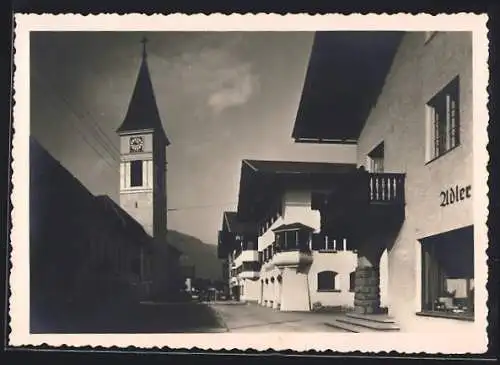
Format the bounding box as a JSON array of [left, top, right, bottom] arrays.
[[292, 31, 404, 143], [95, 195, 149, 242], [237, 159, 358, 221], [222, 211, 257, 234], [272, 222, 315, 233], [95, 195, 182, 255], [116, 49, 169, 145]]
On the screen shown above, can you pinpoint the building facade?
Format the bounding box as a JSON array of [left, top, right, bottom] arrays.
[[30, 138, 181, 331], [291, 31, 475, 331], [219, 160, 364, 311]]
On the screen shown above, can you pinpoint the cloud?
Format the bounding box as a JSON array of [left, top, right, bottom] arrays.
[[166, 41, 260, 114], [207, 65, 259, 113]]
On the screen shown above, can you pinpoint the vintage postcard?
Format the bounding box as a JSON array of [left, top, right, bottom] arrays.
[[9, 13, 490, 354]]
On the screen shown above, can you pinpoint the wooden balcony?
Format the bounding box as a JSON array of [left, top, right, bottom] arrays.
[[260, 240, 312, 270], [313, 172, 406, 239], [368, 173, 405, 205]]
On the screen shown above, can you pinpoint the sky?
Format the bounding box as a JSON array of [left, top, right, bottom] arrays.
[[30, 31, 356, 244]]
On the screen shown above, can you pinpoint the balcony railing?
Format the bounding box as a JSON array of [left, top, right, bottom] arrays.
[[311, 233, 351, 251], [369, 173, 405, 204], [312, 172, 405, 210]]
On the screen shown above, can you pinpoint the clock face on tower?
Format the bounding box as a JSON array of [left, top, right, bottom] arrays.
[[129, 136, 144, 153]]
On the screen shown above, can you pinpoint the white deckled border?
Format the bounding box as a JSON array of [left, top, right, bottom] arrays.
[[10, 13, 490, 354]]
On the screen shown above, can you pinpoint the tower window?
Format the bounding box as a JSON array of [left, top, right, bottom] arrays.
[[130, 160, 143, 187]]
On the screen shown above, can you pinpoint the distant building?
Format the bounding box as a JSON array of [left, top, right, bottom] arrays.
[[218, 211, 258, 301], [290, 31, 474, 331], [219, 160, 359, 311]]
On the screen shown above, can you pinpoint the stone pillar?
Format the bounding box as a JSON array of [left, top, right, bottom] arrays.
[[354, 266, 381, 314], [354, 244, 385, 315]]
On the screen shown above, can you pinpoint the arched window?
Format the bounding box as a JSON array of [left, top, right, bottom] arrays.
[[349, 271, 356, 292], [317, 271, 337, 291]]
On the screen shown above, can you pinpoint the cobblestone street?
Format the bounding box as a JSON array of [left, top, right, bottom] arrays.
[[209, 302, 347, 332]]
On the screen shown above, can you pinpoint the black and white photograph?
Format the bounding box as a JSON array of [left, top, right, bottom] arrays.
[[9, 13, 489, 353]]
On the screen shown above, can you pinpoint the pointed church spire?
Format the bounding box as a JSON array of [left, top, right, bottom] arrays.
[[116, 37, 169, 145], [141, 36, 148, 60]]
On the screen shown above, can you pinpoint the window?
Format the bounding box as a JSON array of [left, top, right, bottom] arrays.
[[349, 271, 356, 292], [420, 226, 474, 320], [275, 229, 311, 252], [242, 261, 261, 272], [317, 271, 337, 291], [368, 142, 384, 173], [427, 77, 460, 161], [130, 160, 143, 187], [240, 234, 257, 251]]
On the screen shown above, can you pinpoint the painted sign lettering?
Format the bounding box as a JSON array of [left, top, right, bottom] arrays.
[[440, 185, 472, 207]]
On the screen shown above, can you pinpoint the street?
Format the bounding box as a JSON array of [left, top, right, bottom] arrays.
[[32, 300, 349, 333], [31, 301, 227, 333], [208, 302, 347, 332]]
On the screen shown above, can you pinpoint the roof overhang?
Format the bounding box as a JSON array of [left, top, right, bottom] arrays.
[[237, 160, 358, 222], [292, 31, 404, 143]]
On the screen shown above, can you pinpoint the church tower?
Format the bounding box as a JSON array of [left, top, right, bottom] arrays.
[[116, 38, 169, 240]]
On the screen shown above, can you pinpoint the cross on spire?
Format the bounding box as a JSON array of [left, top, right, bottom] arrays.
[[141, 36, 148, 59]]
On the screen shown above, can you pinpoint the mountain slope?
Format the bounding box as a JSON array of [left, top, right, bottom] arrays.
[[166, 230, 222, 281]]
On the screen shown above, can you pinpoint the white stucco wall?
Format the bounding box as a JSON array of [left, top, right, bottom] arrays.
[[308, 250, 357, 308], [355, 32, 474, 331], [258, 189, 321, 251], [241, 279, 260, 302], [256, 188, 358, 310]]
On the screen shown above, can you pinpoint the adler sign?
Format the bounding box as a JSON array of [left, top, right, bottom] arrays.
[[440, 184, 472, 207]]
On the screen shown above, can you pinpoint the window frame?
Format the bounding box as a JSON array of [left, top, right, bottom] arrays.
[[130, 160, 144, 187], [425, 76, 461, 163], [349, 271, 356, 292], [419, 227, 474, 321], [317, 270, 339, 292], [367, 141, 385, 173]]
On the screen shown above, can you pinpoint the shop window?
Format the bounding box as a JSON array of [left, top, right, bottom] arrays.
[[130, 160, 143, 187], [317, 271, 338, 292], [349, 271, 356, 292], [420, 226, 474, 320], [426, 76, 460, 161]]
